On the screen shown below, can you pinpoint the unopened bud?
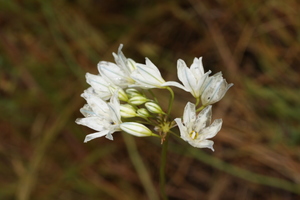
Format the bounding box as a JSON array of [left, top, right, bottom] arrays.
[[128, 96, 148, 105], [126, 88, 141, 97], [136, 108, 150, 118], [120, 122, 157, 137], [120, 104, 136, 118], [145, 102, 164, 114], [118, 88, 128, 102], [108, 86, 128, 102]]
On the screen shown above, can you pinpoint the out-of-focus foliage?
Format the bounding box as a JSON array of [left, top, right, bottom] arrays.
[[0, 0, 300, 199]]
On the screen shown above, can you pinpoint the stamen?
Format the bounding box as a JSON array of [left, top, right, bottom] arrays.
[[189, 130, 198, 139]]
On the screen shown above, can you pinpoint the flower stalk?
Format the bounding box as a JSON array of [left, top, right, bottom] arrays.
[[160, 133, 169, 200], [166, 87, 174, 116]]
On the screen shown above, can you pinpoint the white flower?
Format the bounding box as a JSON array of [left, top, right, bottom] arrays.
[[131, 58, 186, 90], [130, 58, 166, 88], [120, 122, 157, 137], [75, 92, 122, 142], [97, 44, 137, 88], [113, 44, 137, 75], [201, 72, 233, 106], [174, 102, 222, 151], [85, 72, 128, 101], [176, 58, 211, 98]]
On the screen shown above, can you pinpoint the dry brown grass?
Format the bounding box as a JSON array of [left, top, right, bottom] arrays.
[[1, 0, 300, 199]]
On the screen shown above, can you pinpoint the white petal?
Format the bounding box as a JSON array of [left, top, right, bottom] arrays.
[[131, 70, 163, 88], [177, 59, 197, 96], [198, 119, 222, 140], [201, 75, 233, 105], [75, 117, 107, 132], [108, 92, 121, 124], [105, 132, 114, 140], [136, 63, 165, 84], [98, 61, 129, 87], [83, 87, 110, 101], [126, 58, 137, 72], [130, 59, 165, 88], [190, 57, 204, 77], [86, 73, 109, 89], [79, 104, 96, 117], [113, 44, 129, 73], [209, 80, 233, 105], [193, 105, 212, 132], [84, 130, 110, 143], [183, 102, 196, 129], [174, 118, 189, 141], [98, 61, 125, 79], [198, 75, 213, 97], [194, 71, 211, 97], [82, 93, 110, 117], [145, 58, 163, 76], [200, 80, 216, 105], [189, 139, 215, 151], [161, 81, 189, 91]]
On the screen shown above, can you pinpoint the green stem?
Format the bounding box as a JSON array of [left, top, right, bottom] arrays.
[[169, 130, 181, 139], [147, 89, 159, 103], [196, 105, 205, 112], [195, 98, 200, 107], [166, 87, 174, 116], [123, 134, 159, 200], [160, 134, 169, 200]]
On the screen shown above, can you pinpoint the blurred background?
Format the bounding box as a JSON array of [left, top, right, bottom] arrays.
[[1, 0, 300, 199]]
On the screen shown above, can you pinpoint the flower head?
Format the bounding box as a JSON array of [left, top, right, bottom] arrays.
[[77, 44, 232, 150], [76, 92, 121, 142], [174, 103, 222, 151]]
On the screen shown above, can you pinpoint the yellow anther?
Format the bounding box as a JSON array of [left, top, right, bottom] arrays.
[[189, 130, 198, 139]]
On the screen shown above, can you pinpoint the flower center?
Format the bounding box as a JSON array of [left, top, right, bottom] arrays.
[[189, 130, 198, 139]]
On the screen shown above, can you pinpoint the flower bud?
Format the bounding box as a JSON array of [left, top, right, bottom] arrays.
[[120, 122, 156, 137], [145, 102, 164, 114], [118, 88, 128, 102], [108, 86, 128, 102], [120, 104, 136, 118], [136, 108, 150, 118], [128, 96, 148, 105], [126, 88, 141, 97]]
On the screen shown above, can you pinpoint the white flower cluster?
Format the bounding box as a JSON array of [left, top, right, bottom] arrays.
[[76, 44, 233, 151]]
